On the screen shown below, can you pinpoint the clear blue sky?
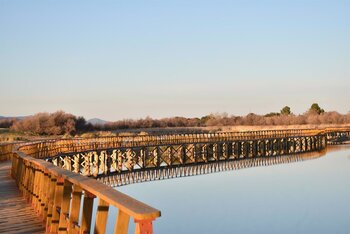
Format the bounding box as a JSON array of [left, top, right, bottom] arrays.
[[1, 0, 349, 120]]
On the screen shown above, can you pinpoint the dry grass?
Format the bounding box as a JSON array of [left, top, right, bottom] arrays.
[[0, 128, 59, 143]]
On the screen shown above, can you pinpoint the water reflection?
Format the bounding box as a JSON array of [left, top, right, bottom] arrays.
[[106, 145, 350, 234], [99, 149, 329, 188]]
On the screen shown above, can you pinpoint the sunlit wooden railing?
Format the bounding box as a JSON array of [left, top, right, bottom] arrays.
[[11, 148, 161, 234], [17, 128, 335, 159], [0, 142, 16, 161]]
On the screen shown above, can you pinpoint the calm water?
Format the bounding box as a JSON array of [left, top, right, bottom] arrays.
[[103, 146, 350, 234]]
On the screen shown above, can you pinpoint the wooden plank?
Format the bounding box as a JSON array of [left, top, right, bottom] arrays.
[[81, 192, 94, 233], [68, 185, 82, 233], [114, 209, 130, 234], [0, 161, 45, 234], [50, 177, 64, 233], [94, 198, 109, 234], [46, 176, 57, 231], [58, 180, 72, 233]]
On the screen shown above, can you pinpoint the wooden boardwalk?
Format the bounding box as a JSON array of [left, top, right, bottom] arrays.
[[0, 161, 45, 234]]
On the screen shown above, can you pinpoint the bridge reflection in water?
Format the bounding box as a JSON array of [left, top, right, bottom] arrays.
[[116, 141, 350, 187], [99, 150, 329, 187], [104, 144, 349, 187]]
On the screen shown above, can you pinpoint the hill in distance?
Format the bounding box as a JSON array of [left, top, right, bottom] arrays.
[[0, 116, 28, 120], [87, 118, 108, 125]]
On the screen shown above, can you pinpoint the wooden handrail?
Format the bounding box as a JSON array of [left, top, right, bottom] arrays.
[[0, 142, 19, 161], [18, 128, 346, 159], [12, 148, 161, 234]]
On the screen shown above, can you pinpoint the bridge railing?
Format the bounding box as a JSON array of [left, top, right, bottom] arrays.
[[11, 148, 161, 234], [9, 126, 350, 161], [18, 128, 327, 159], [0, 143, 15, 161]]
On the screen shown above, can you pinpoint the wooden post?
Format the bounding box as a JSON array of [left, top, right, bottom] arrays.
[[32, 169, 40, 209], [27, 165, 35, 203], [11, 153, 18, 179], [134, 219, 154, 234], [17, 158, 24, 191], [58, 180, 73, 233], [46, 176, 57, 232], [26, 164, 33, 200], [94, 198, 109, 234], [22, 163, 30, 199], [38, 170, 46, 216], [81, 191, 95, 233], [68, 185, 82, 233], [50, 177, 65, 233], [114, 209, 130, 234], [41, 172, 50, 219]]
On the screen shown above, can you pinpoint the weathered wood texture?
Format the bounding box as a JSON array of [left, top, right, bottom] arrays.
[[0, 161, 45, 234], [0, 143, 16, 162], [11, 151, 161, 234]]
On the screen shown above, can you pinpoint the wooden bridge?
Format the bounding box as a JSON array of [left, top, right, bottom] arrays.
[[0, 127, 350, 233]]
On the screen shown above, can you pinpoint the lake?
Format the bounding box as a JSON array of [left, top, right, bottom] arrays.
[[102, 145, 350, 234]]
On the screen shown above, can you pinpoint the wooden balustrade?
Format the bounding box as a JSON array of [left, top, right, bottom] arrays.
[[18, 128, 349, 160], [11, 149, 161, 234], [46, 134, 328, 182], [0, 142, 17, 161]]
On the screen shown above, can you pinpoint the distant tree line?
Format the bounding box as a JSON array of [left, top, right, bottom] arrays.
[[99, 103, 350, 130], [7, 111, 93, 135], [0, 118, 17, 128], [2, 104, 350, 135]]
